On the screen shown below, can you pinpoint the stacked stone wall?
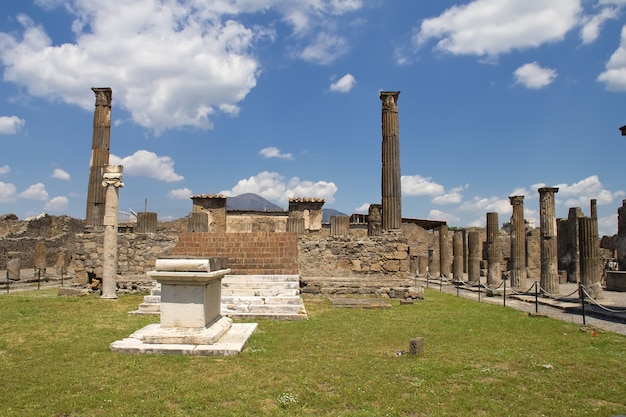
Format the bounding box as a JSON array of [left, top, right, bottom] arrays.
[[298, 233, 409, 278], [69, 227, 178, 283], [171, 232, 299, 275]]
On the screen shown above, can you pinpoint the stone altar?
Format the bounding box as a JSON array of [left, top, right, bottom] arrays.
[[110, 257, 257, 355]]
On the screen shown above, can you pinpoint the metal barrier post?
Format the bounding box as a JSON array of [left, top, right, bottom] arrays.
[[503, 277, 507, 307], [5, 270, 8, 294], [478, 277, 481, 302], [534, 281, 539, 313], [439, 275, 443, 292], [37, 268, 41, 290], [579, 282, 587, 326]]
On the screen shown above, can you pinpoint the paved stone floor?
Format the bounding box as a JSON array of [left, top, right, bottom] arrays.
[[418, 275, 626, 336]]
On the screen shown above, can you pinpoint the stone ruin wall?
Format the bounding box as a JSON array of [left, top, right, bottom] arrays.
[[298, 233, 409, 278]]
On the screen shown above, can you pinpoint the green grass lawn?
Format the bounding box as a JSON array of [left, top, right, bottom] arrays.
[[0, 288, 624, 416]]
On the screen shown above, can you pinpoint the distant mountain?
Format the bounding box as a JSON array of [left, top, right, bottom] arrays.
[[226, 193, 284, 211], [322, 208, 348, 223]]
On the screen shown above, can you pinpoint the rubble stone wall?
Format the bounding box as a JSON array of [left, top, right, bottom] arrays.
[[298, 233, 409, 278]]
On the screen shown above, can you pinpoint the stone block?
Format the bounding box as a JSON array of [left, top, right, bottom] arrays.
[[409, 337, 425, 355]]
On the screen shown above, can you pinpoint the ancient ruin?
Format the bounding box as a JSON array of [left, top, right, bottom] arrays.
[[539, 187, 560, 294], [86, 88, 112, 226], [509, 196, 527, 289], [380, 91, 402, 231], [101, 165, 124, 299]]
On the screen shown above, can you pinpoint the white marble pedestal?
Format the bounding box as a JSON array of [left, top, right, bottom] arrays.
[[111, 259, 257, 355]]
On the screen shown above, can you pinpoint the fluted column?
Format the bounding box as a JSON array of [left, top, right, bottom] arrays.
[[439, 224, 450, 278], [578, 216, 603, 299], [618, 199, 626, 271], [467, 231, 480, 283], [452, 230, 464, 281], [539, 187, 559, 294], [86, 87, 112, 226], [509, 196, 527, 289], [380, 91, 401, 231], [486, 212, 502, 286], [101, 165, 124, 299]]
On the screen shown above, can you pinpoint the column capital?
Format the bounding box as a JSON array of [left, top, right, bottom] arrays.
[[102, 165, 124, 188], [92, 87, 112, 107], [538, 187, 559, 195], [380, 91, 400, 111], [509, 195, 524, 206]]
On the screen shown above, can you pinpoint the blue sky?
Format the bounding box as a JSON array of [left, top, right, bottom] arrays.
[[0, 0, 625, 236]]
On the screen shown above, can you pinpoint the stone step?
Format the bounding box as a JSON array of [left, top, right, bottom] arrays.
[[222, 274, 300, 284], [222, 281, 300, 290], [220, 288, 300, 297], [222, 303, 306, 315], [143, 295, 161, 303], [221, 295, 303, 305]]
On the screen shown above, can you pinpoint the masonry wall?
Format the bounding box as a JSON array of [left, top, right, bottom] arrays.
[[171, 232, 299, 275], [70, 227, 178, 283], [298, 233, 409, 278]]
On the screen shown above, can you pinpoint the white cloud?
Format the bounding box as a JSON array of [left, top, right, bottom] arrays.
[[0, 181, 17, 202], [44, 196, 68, 212], [402, 175, 445, 196], [355, 202, 370, 213], [330, 73, 356, 93], [432, 184, 467, 205], [460, 196, 512, 217], [51, 168, 70, 180], [168, 188, 192, 200], [19, 183, 48, 200], [513, 62, 557, 89], [428, 209, 460, 223], [0, 165, 10, 175], [298, 32, 349, 64], [414, 0, 581, 58], [598, 25, 626, 91], [220, 171, 337, 204], [580, 6, 619, 44], [260, 147, 294, 160], [0, 1, 365, 133], [554, 175, 624, 207], [0, 116, 25, 135], [110, 150, 183, 182]]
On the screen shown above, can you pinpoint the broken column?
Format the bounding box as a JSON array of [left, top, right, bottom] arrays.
[[86, 87, 112, 226], [452, 230, 464, 281], [439, 224, 450, 278], [539, 187, 560, 294], [578, 216, 603, 299], [509, 196, 527, 289], [330, 216, 350, 236], [136, 212, 158, 233], [486, 212, 502, 286], [7, 251, 21, 280], [367, 204, 382, 236], [34, 242, 47, 275], [101, 165, 124, 299], [380, 91, 402, 231], [467, 231, 480, 283]]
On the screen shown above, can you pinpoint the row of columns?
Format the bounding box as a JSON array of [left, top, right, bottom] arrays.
[[434, 187, 602, 298]]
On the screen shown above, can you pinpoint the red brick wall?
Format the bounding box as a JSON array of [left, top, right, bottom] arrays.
[[171, 232, 299, 275]]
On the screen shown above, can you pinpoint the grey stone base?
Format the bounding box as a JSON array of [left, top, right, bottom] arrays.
[[110, 322, 257, 356]]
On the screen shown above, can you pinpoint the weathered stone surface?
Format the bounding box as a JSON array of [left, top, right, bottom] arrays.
[[409, 337, 425, 355]]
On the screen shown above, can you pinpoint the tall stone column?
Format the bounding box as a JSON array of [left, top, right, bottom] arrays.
[[509, 196, 527, 289], [578, 216, 602, 299], [539, 187, 559, 294], [452, 230, 464, 281], [380, 91, 402, 231], [618, 199, 626, 271], [439, 224, 450, 278], [486, 212, 502, 286], [467, 231, 480, 283], [101, 165, 124, 299], [86, 87, 112, 226]]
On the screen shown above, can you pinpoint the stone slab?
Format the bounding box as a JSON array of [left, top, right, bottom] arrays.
[[110, 322, 257, 356], [132, 317, 233, 345], [328, 297, 392, 309]]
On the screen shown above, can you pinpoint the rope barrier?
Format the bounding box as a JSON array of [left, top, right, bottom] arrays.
[[580, 286, 626, 313]]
